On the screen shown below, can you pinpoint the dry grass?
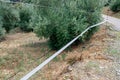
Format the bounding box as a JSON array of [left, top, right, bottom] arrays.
[[0, 32, 51, 80]]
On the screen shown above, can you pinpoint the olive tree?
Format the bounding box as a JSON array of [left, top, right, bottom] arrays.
[[31, 0, 105, 50], [0, 1, 20, 33]]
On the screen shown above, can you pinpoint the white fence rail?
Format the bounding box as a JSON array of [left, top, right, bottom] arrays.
[[21, 21, 106, 80]]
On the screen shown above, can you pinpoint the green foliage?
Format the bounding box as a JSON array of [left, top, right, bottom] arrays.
[[0, 12, 4, 40], [110, 0, 120, 12], [0, 27, 5, 40], [0, 2, 20, 33], [0, 1, 36, 33], [0, 1, 37, 41], [105, 0, 111, 6], [17, 4, 35, 32], [34, 0, 105, 50]]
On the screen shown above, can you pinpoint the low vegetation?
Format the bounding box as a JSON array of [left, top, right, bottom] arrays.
[[110, 0, 120, 12], [17, 4, 35, 32], [0, 27, 5, 41], [0, 2, 20, 33]]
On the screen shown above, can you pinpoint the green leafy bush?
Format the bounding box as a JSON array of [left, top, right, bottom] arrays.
[[17, 4, 35, 32], [0, 2, 20, 33], [0, 27, 5, 40], [105, 0, 111, 6], [110, 0, 120, 12], [0, 0, 36, 36], [34, 0, 105, 50], [0, 18, 5, 41]]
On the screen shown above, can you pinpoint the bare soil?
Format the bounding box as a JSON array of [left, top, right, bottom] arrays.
[[102, 7, 120, 19]]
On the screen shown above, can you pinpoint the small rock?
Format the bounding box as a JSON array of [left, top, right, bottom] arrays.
[[118, 61, 120, 64], [99, 66, 104, 69], [68, 66, 73, 71], [116, 70, 120, 76]]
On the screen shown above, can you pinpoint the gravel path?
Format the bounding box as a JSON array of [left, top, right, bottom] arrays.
[[102, 14, 120, 31]]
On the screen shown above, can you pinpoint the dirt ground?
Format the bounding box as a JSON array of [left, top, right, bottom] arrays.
[[0, 25, 120, 79], [0, 32, 50, 80], [102, 7, 120, 19], [57, 27, 120, 80]]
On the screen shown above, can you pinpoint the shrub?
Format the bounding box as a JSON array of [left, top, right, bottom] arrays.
[[0, 1, 36, 34], [0, 27, 5, 40], [110, 0, 120, 12], [34, 0, 105, 50], [0, 18, 5, 41], [104, 0, 111, 6], [17, 4, 35, 32], [0, 1, 20, 33]]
